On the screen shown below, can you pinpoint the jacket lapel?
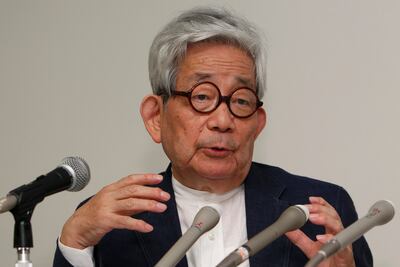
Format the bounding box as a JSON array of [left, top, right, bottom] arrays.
[[245, 163, 291, 267], [135, 166, 189, 267]]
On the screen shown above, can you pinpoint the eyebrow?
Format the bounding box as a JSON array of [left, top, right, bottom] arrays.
[[235, 76, 254, 89], [187, 73, 255, 89], [189, 73, 212, 82]]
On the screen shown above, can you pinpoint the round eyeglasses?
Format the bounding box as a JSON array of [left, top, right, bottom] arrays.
[[170, 82, 263, 118]]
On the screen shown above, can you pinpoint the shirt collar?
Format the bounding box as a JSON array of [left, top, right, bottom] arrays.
[[172, 175, 243, 203]]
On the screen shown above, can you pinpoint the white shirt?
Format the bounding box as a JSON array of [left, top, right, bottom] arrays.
[[173, 177, 249, 267], [59, 176, 249, 267]]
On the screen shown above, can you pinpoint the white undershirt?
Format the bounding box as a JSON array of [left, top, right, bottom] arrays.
[[172, 177, 249, 267], [59, 176, 249, 267]]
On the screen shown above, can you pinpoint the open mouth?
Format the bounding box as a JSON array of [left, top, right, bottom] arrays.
[[212, 147, 227, 151]]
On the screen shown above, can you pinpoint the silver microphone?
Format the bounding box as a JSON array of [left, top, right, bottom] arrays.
[[305, 200, 395, 267], [155, 206, 220, 267], [217, 205, 309, 267]]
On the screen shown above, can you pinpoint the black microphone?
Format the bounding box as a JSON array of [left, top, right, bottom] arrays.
[[217, 205, 309, 267], [155, 206, 220, 267], [305, 200, 395, 267], [0, 157, 90, 214]]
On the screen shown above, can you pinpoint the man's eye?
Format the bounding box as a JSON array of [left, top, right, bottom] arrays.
[[192, 94, 210, 101], [234, 98, 251, 106]]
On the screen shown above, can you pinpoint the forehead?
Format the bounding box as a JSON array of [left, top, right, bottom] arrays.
[[176, 42, 256, 88]]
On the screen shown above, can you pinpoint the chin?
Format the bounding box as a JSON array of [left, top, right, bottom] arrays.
[[186, 155, 251, 181], [195, 162, 240, 180]]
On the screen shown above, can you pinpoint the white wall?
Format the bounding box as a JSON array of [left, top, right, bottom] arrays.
[[0, 1, 398, 266]]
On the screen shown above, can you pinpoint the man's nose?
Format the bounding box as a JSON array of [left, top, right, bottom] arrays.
[[206, 101, 235, 132]]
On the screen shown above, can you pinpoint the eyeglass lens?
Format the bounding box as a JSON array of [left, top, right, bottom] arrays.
[[190, 83, 258, 117]]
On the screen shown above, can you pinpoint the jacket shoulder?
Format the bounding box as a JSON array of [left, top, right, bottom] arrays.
[[250, 162, 345, 196]]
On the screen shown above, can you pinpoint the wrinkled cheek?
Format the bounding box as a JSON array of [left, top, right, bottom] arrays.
[[170, 124, 203, 166], [174, 145, 193, 165], [162, 134, 196, 167], [241, 134, 257, 161]]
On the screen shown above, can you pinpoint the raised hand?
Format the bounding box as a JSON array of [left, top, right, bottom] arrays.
[[285, 196, 356, 267], [60, 174, 170, 249]]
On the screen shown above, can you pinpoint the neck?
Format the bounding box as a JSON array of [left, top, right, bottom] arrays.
[[171, 165, 248, 194]]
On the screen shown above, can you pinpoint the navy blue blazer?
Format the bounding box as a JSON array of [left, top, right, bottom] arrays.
[[53, 162, 372, 266]]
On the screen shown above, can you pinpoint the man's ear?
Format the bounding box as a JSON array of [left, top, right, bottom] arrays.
[[255, 107, 267, 138], [140, 94, 164, 143]]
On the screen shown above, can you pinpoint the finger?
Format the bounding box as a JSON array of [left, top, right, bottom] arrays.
[[113, 184, 170, 202], [113, 198, 167, 215], [308, 197, 341, 223], [307, 197, 343, 234], [308, 197, 338, 219], [107, 174, 164, 191], [285, 229, 320, 259], [307, 204, 337, 218], [309, 196, 334, 208], [315, 234, 334, 244], [112, 215, 154, 233], [308, 212, 343, 234]]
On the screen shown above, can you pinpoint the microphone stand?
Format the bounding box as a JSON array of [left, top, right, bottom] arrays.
[[9, 189, 38, 267], [16, 248, 32, 267]]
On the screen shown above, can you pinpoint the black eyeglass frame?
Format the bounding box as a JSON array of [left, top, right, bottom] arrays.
[[169, 81, 263, 118]]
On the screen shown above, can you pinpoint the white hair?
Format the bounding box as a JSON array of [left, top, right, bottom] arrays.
[[148, 6, 267, 100]]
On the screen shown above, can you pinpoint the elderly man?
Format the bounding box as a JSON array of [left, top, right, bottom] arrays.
[[53, 6, 372, 267]]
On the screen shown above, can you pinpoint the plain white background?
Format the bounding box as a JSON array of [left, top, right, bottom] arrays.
[[0, 1, 399, 266]]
